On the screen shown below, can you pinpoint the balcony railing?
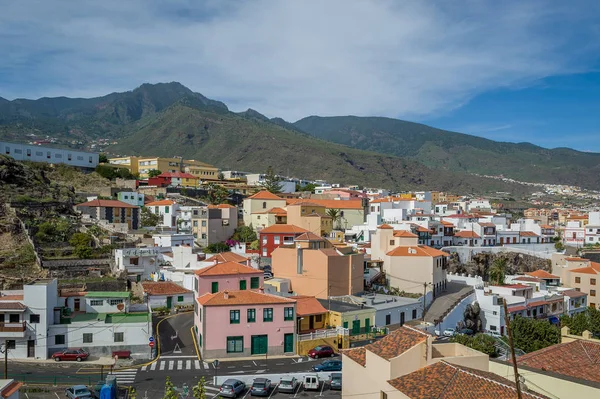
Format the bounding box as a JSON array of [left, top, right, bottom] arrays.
[[0, 321, 26, 332]]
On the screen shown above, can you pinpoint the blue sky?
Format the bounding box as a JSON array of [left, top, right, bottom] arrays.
[[1, 1, 600, 151]]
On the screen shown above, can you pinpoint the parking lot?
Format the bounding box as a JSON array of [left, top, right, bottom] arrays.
[[19, 386, 130, 399], [203, 383, 342, 398]]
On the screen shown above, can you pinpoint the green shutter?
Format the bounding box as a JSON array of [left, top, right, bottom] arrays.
[[250, 277, 259, 289], [365, 317, 370, 333], [239, 280, 247, 290], [211, 282, 219, 293], [343, 321, 348, 329]]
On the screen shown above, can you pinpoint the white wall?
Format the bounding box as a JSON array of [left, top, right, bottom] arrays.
[[1, 141, 99, 168], [85, 297, 128, 313], [437, 292, 476, 332]]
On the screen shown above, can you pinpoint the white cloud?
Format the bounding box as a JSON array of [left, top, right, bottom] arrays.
[[0, 0, 598, 121]]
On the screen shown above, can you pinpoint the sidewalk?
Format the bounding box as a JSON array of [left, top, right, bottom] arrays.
[[202, 353, 301, 363], [7, 356, 118, 366]]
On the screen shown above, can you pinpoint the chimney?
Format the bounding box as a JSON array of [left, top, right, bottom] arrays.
[[213, 259, 218, 265], [296, 244, 303, 275], [223, 291, 229, 300], [259, 287, 264, 294]]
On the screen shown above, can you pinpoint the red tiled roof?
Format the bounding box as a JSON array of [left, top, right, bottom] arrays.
[[197, 290, 296, 306], [295, 232, 325, 241], [365, 326, 429, 361], [498, 284, 531, 289], [520, 231, 539, 237], [387, 361, 549, 399], [342, 347, 366, 367], [565, 257, 588, 262], [0, 295, 24, 301], [540, 224, 555, 229], [205, 252, 248, 264], [393, 230, 418, 238], [519, 340, 600, 384], [145, 199, 175, 206], [479, 222, 495, 227], [386, 245, 449, 258], [527, 270, 560, 279], [378, 224, 394, 229], [59, 291, 87, 298], [259, 224, 308, 234], [454, 231, 481, 238], [569, 266, 600, 275], [508, 305, 527, 312], [248, 190, 284, 200], [194, 261, 262, 276], [293, 296, 328, 316], [256, 207, 287, 215], [287, 198, 364, 210], [513, 276, 543, 283], [207, 204, 236, 209], [76, 199, 138, 208], [1, 380, 24, 398], [561, 289, 587, 299], [0, 302, 26, 310], [142, 281, 192, 296]]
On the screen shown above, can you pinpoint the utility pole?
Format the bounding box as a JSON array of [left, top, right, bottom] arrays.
[[1, 344, 7, 379], [422, 283, 427, 320], [502, 300, 523, 399]]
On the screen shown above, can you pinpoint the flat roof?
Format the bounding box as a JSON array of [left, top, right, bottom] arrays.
[[71, 312, 150, 324], [85, 292, 130, 298]]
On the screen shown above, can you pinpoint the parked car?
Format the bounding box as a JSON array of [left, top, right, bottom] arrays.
[[303, 374, 320, 391], [312, 359, 342, 372], [330, 373, 342, 390], [278, 377, 299, 393], [264, 271, 274, 279], [65, 385, 94, 399], [307, 345, 335, 359], [219, 379, 246, 398], [457, 328, 474, 336], [487, 330, 502, 338], [52, 348, 89, 362], [442, 328, 456, 337], [250, 378, 272, 396]]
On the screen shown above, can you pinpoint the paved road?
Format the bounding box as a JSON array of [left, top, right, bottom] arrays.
[[156, 312, 196, 356], [424, 282, 474, 324]]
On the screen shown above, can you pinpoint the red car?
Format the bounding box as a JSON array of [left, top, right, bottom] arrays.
[[307, 345, 335, 359], [52, 348, 90, 362]]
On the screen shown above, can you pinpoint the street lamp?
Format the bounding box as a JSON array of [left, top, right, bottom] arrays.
[[213, 359, 219, 385]]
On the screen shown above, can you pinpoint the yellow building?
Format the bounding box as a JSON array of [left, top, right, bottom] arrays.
[[109, 156, 219, 179], [107, 156, 140, 175], [286, 202, 333, 236], [184, 160, 220, 181]]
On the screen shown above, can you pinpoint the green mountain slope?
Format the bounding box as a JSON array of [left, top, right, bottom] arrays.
[[294, 116, 600, 189], [108, 101, 530, 194]]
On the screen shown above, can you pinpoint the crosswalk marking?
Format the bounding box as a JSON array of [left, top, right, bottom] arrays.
[[141, 359, 212, 372], [108, 370, 137, 384], [141, 365, 147, 371], [150, 362, 157, 371], [186, 360, 192, 370], [159, 361, 166, 371], [177, 360, 183, 370], [195, 360, 200, 369], [168, 360, 174, 370], [203, 361, 209, 369]]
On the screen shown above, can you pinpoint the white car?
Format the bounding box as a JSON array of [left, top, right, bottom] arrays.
[[487, 330, 502, 338], [443, 328, 456, 337]]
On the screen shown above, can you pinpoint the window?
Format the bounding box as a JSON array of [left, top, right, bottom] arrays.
[[47, 151, 51, 159], [226, 336, 243, 353], [262, 202, 267, 209], [201, 220, 206, 227], [592, 279, 597, 286], [130, 257, 139, 265], [575, 277, 581, 284], [412, 309, 417, 319], [178, 296, 184, 302], [201, 233, 207, 239], [284, 307, 294, 321], [211, 282, 219, 293], [380, 391, 388, 399], [26, 149, 31, 156], [230, 310, 240, 324], [90, 300, 103, 306], [239, 280, 247, 290], [4, 146, 9, 154], [29, 314, 40, 323], [165, 206, 169, 214], [262, 248, 267, 257], [114, 332, 124, 342], [315, 314, 323, 322], [262, 236, 268, 244], [109, 299, 124, 306], [9, 314, 19, 323], [193, 221, 198, 227], [89, 156, 93, 163], [274, 235, 281, 245], [55, 335, 66, 345], [251, 277, 260, 289], [591, 290, 597, 297], [489, 325, 497, 331], [6, 340, 16, 349], [68, 153, 72, 161], [247, 309, 256, 323], [389, 240, 395, 245], [83, 333, 93, 343], [263, 308, 273, 322]]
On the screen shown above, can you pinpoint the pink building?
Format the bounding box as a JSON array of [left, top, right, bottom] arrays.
[[195, 290, 297, 359], [194, 261, 263, 295]]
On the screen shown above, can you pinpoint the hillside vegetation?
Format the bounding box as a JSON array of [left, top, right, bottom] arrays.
[[295, 116, 600, 189]]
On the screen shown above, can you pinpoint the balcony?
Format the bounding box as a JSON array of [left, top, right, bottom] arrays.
[[0, 321, 27, 337]]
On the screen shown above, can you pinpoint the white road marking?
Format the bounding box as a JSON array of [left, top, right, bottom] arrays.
[[203, 361, 209, 369], [186, 360, 192, 369], [168, 360, 174, 370], [276, 363, 284, 366], [54, 393, 61, 399], [159, 361, 166, 371], [141, 365, 147, 371], [150, 362, 157, 371], [177, 360, 183, 370], [195, 360, 201, 369], [227, 366, 235, 369], [252, 361, 257, 366], [161, 355, 198, 358]]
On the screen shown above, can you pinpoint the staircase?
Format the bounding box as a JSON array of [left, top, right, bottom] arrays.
[[423, 282, 474, 325], [494, 338, 526, 361]]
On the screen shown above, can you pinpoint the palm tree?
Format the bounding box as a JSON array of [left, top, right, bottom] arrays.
[[489, 257, 508, 286], [326, 208, 342, 230]]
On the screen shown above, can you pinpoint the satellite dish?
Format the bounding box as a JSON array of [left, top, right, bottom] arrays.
[[117, 303, 125, 311]]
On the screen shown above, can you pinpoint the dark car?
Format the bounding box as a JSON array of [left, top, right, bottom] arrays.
[[52, 348, 89, 362], [458, 328, 475, 336], [219, 379, 245, 398], [307, 345, 335, 359], [330, 373, 342, 390], [278, 377, 299, 394], [312, 359, 342, 372], [250, 378, 272, 396]]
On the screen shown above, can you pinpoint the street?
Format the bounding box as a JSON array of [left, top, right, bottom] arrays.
[[7, 312, 341, 398]]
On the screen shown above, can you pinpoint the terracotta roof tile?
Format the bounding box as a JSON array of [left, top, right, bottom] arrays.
[[342, 347, 366, 367], [0, 295, 24, 301], [479, 222, 496, 227], [565, 257, 588, 262], [259, 224, 309, 234], [76, 199, 139, 208], [454, 231, 481, 238], [194, 261, 262, 276], [256, 207, 287, 215], [378, 224, 394, 229], [388, 361, 549, 399], [287, 198, 364, 210], [205, 252, 248, 264], [295, 232, 325, 241], [293, 296, 328, 316], [1, 381, 24, 398], [142, 281, 192, 296], [498, 284, 531, 289], [207, 204, 236, 209], [527, 270, 560, 279], [248, 190, 284, 200], [0, 302, 26, 310], [197, 290, 296, 306], [158, 172, 197, 179], [513, 276, 543, 283], [518, 340, 600, 384], [386, 245, 449, 258], [441, 221, 455, 226], [520, 231, 539, 237], [393, 230, 418, 238], [145, 199, 175, 206], [364, 326, 429, 361], [561, 289, 587, 299], [569, 266, 600, 275]]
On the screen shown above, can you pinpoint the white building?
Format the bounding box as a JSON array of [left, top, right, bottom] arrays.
[[245, 173, 296, 193], [116, 191, 145, 207], [146, 199, 180, 228], [141, 281, 194, 310], [114, 247, 162, 281], [152, 233, 195, 248], [1, 141, 99, 169]]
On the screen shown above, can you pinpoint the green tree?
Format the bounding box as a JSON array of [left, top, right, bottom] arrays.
[[326, 208, 342, 229], [218, 171, 225, 181], [450, 333, 497, 357], [260, 166, 283, 193], [95, 165, 134, 180], [99, 153, 109, 163], [296, 183, 317, 193], [204, 242, 231, 253], [203, 182, 229, 205], [560, 307, 600, 335], [73, 245, 93, 259], [193, 377, 207, 399], [163, 376, 178, 399], [232, 226, 257, 243], [511, 316, 560, 353], [141, 207, 161, 227], [69, 232, 92, 248], [148, 169, 162, 178], [488, 257, 507, 285], [249, 240, 260, 250]]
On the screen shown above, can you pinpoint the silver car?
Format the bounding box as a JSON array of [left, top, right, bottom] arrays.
[[65, 385, 94, 399], [219, 379, 246, 398], [278, 377, 299, 393]]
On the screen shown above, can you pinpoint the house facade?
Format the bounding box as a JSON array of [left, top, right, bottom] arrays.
[[259, 224, 309, 258], [2, 141, 99, 169], [194, 261, 264, 296], [142, 281, 194, 309], [242, 191, 287, 228], [75, 199, 140, 230], [116, 191, 145, 207], [195, 290, 296, 359], [146, 199, 180, 228]]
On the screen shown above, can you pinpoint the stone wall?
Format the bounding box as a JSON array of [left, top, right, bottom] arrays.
[[447, 251, 551, 282]]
